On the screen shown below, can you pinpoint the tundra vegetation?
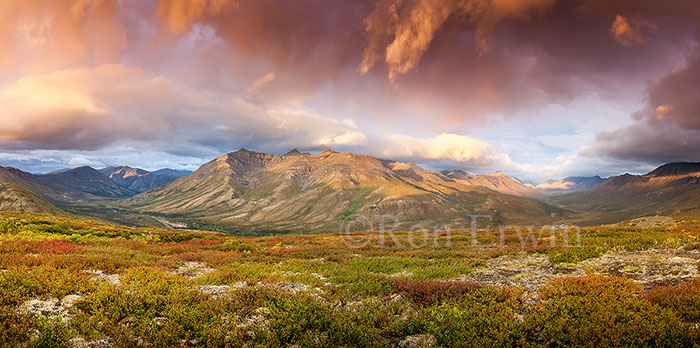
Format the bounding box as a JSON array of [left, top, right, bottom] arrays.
[[2, 212, 700, 347]]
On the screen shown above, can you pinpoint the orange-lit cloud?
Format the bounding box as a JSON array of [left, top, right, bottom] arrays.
[[0, 0, 128, 75], [610, 15, 658, 47], [359, 0, 555, 81]]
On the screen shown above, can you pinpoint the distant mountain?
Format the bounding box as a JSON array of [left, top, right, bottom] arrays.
[[125, 149, 567, 231], [553, 162, 700, 224], [282, 149, 310, 157], [0, 165, 135, 208], [40, 166, 135, 200], [441, 170, 539, 197], [536, 176, 606, 194], [100, 166, 192, 193], [151, 168, 192, 178]]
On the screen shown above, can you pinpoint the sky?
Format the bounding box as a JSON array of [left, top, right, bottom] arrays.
[[1, 0, 699, 184]]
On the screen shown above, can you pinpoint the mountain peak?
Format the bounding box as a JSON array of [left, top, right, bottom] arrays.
[[486, 171, 507, 177], [313, 148, 336, 158], [283, 149, 309, 157]]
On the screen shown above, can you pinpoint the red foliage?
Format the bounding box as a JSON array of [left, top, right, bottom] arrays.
[[392, 279, 482, 306], [27, 240, 78, 254], [645, 278, 700, 322]]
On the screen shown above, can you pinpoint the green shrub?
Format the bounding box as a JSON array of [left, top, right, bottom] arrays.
[[423, 287, 525, 348], [28, 317, 72, 348], [0, 218, 21, 233], [548, 246, 602, 263], [29, 224, 70, 235]]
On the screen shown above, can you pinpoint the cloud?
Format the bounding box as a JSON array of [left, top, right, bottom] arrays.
[[610, 15, 658, 47], [380, 133, 510, 166], [536, 180, 575, 190], [583, 52, 700, 163], [359, 0, 555, 81], [0, 0, 129, 76], [0, 64, 367, 156]]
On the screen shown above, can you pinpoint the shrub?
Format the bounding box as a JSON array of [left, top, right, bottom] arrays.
[[0, 218, 21, 233], [27, 240, 79, 254], [0, 266, 83, 307], [0, 307, 34, 346], [392, 279, 482, 306], [423, 287, 526, 348], [156, 231, 200, 243], [526, 275, 694, 347], [29, 224, 70, 235], [645, 278, 700, 322], [263, 294, 398, 347], [28, 317, 72, 348]]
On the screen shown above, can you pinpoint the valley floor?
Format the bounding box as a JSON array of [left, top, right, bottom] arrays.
[[2, 211, 700, 347]]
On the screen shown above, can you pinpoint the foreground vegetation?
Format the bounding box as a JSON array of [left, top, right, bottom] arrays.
[[2, 212, 700, 347]]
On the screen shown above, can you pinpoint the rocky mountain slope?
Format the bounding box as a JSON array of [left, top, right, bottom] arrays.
[[126, 149, 568, 231], [442, 170, 540, 197], [0, 182, 64, 214]]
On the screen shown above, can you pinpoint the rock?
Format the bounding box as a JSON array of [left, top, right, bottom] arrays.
[[195, 282, 246, 297], [395, 334, 438, 348], [463, 249, 700, 292], [169, 262, 215, 278], [21, 294, 83, 322], [82, 270, 122, 286], [69, 336, 112, 348], [61, 294, 84, 307]]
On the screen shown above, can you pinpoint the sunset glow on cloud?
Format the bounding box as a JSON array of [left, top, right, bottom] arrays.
[[1, 0, 700, 182]]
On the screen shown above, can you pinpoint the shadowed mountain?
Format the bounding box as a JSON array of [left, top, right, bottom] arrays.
[[536, 176, 606, 194], [100, 166, 192, 193], [126, 149, 568, 231], [646, 162, 700, 177], [553, 162, 700, 224], [441, 170, 539, 197], [39, 166, 135, 200]]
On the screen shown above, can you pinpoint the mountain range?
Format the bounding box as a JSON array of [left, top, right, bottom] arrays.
[[553, 162, 700, 224], [125, 149, 567, 231], [1, 149, 700, 231]]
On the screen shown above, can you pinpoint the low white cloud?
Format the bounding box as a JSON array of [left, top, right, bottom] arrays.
[[379, 133, 510, 166]]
